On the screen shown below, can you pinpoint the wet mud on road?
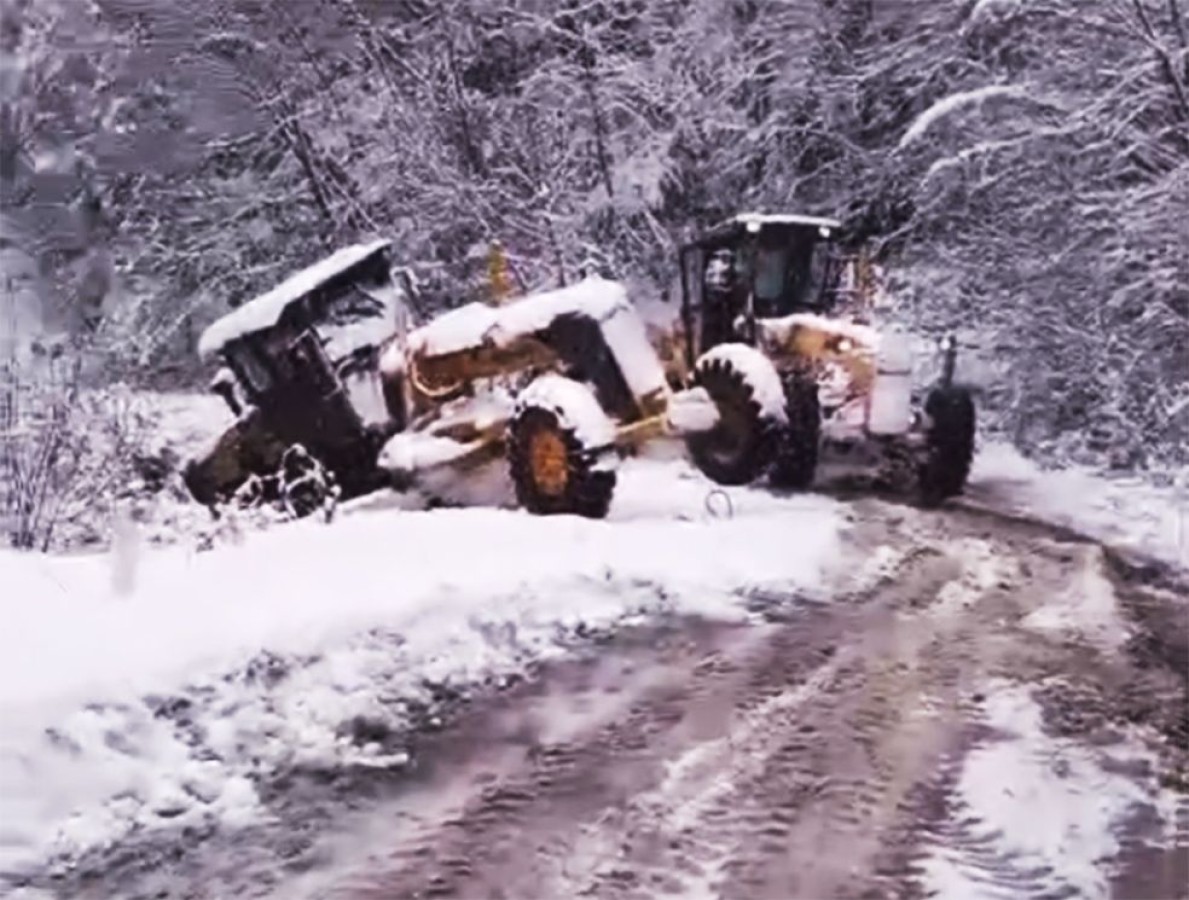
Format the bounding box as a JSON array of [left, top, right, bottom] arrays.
[[37, 498, 1189, 900], [282, 500, 1189, 900]]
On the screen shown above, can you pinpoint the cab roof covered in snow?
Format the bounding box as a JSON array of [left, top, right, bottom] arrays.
[[198, 239, 392, 359], [685, 212, 843, 248], [733, 212, 842, 230]]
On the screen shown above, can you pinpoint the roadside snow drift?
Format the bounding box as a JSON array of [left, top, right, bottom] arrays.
[[0, 459, 846, 880], [968, 443, 1188, 570]]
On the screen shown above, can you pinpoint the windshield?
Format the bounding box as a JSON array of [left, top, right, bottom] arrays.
[[754, 245, 787, 304], [751, 233, 832, 317], [226, 342, 273, 395], [319, 279, 408, 363]]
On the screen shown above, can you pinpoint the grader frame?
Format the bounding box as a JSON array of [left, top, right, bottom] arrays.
[[186, 240, 737, 519], [374, 277, 716, 497]]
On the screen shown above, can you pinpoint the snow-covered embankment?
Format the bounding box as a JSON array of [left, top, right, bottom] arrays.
[[0, 459, 847, 881]]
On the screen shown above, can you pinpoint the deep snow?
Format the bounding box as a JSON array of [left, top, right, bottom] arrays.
[[0, 458, 846, 880]]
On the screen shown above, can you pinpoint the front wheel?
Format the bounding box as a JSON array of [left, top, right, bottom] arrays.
[[508, 375, 617, 519], [918, 385, 976, 507], [686, 345, 784, 486], [770, 372, 820, 490]]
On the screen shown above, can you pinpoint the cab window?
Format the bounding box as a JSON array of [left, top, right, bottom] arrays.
[[227, 342, 273, 395], [753, 245, 787, 304]]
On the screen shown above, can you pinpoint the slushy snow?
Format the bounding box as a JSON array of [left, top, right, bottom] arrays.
[[3, 384, 1185, 886], [921, 680, 1180, 899]]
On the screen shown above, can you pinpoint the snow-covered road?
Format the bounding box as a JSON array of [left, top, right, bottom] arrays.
[[1, 458, 850, 886], [286, 512, 1186, 900], [2, 445, 1186, 899]]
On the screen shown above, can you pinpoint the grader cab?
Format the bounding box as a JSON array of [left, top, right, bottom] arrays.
[[678, 213, 850, 360], [183, 239, 416, 507]]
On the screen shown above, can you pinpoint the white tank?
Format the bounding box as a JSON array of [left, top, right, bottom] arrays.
[[867, 329, 913, 435]]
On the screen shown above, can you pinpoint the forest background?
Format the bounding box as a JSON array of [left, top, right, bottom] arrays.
[[2, 0, 1186, 488]]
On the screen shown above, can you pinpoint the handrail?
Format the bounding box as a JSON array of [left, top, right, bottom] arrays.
[[407, 355, 465, 400]]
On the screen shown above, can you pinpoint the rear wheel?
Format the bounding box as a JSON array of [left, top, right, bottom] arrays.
[[686, 347, 781, 486], [918, 385, 976, 507], [508, 379, 616, 519], [770, 372, 820, 490]]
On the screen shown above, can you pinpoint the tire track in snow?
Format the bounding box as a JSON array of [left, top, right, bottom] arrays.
[[334, 502, 1184, 900], [51, 497, 1189, 900]]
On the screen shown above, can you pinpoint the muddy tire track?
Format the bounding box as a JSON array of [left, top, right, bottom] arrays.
[[270, 499, 1187, 900]]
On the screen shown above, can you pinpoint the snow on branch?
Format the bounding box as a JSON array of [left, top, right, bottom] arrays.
[[898, 85, 1033, 149], [968, 0, 1025, 25]]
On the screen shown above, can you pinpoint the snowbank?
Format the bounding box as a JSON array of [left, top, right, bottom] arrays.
[[140, 391, 235, 464], [967, 443, 1188, 570], [0, 459, 845, 879]]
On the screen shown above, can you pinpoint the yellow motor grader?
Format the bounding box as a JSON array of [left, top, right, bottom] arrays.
[[184, 239, 776, 518], [670, 212, 976, 506], [370, 271, 771, 517]]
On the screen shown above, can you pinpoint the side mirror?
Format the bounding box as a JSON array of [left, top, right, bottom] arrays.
[[393, 267, 424, 322], [210, 367, 243, 416]]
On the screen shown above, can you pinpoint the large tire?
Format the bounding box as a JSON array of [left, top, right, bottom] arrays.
[[918, 385, 976, 507], [508, 379, 617, 519], [686, 347, 782, 486], [182, 413, 286, 506], [770, 372, 821, 490]]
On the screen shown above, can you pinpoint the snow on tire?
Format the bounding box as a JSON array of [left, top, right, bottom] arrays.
[[508, 374, 618, 519], [686, 344, 784, 487]]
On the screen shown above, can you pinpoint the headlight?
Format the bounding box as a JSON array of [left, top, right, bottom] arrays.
[[837, 337, 854, 352], [938, 335, 955, 352]]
